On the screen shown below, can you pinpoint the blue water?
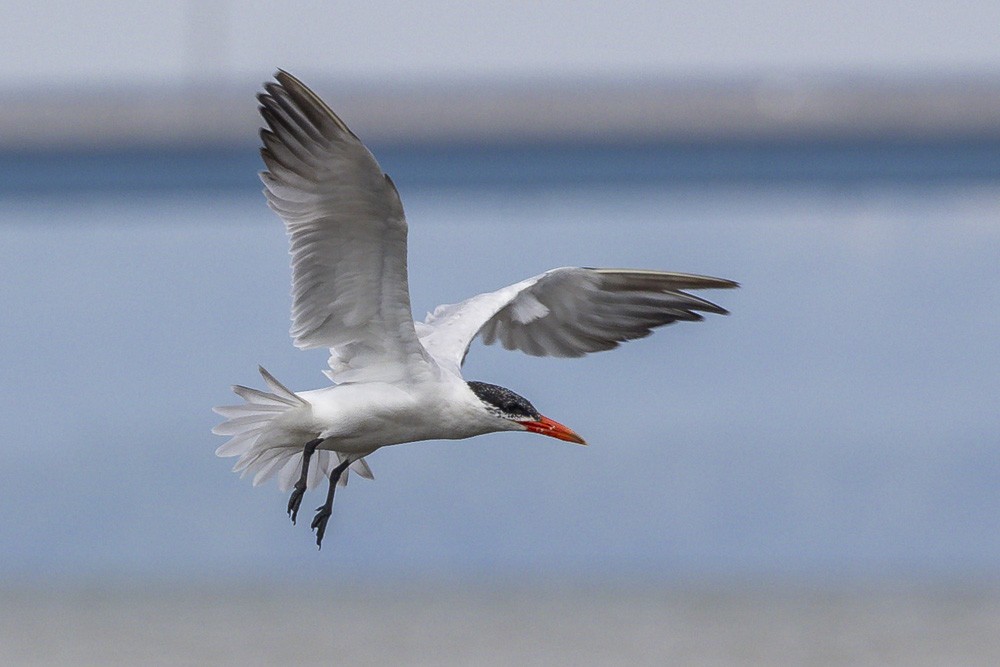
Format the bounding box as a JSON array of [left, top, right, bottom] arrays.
[[2, 143, 999, 585], [4, 139, 1000, 195]]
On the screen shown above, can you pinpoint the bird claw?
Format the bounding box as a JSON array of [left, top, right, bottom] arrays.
[[311, 507, 332, 548], [287, 484, 306, 524], [311, 507, 331, 530]]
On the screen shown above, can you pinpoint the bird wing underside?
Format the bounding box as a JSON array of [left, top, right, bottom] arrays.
[[258, 70, 432, 383], [418, 267, 737, 374]]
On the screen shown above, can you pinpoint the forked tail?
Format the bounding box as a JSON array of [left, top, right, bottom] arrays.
[[213, 366, 373, 490]]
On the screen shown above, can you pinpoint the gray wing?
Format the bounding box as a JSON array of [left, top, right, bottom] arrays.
[[258, 71, 432, 383], [417, 267, 737, 375]]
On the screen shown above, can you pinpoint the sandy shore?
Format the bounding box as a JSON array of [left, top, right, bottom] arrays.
[[3, 583, 999, 666]]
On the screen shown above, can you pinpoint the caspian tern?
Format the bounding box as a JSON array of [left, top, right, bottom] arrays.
[[214, 71, 737, 548]]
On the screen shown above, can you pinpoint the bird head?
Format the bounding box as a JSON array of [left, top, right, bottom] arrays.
[[466, 381, 587, 445]]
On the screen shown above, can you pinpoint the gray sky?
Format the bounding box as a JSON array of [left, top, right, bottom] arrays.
[[5, 1, 1000, 88]]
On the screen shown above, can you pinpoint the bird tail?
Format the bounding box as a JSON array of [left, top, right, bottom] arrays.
[[213, 366, 373, 490]]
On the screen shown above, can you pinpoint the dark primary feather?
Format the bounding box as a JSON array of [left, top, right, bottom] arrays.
[[479, 268, 738, 358], [418, 267, 737, 374]]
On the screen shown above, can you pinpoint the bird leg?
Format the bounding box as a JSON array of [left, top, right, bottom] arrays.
[[311, 457, 352, 549], [287, 437, 323, 524]]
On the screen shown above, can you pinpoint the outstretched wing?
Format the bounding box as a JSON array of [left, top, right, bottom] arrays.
[[417, 267, 737, 375], [258, 71, 432, 383]]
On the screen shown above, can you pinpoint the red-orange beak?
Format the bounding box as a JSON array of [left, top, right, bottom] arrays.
[[520, 415, 587, 445]]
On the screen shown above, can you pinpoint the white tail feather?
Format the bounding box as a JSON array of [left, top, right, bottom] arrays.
[[351, 458, 374, 480], [308, 450, 328, 489], [251, 448, 287, 486], [257, 365, 307, 405], [214, 403, 286, 419], [231, 384, 296, 407], [214, 366, 374, 491], [212, 416, 272, 436]]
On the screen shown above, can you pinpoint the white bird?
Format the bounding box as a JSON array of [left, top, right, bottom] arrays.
[[214, 71, 737, 548]]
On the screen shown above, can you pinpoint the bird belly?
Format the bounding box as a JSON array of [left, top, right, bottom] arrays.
[[298, 381, 486, 454]]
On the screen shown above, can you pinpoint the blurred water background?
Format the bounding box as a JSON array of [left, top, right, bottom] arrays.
[[4, 2, 1000, 664], [3, 138, 999, 665]]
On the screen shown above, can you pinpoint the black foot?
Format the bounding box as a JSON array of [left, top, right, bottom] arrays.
[[310, 457, 352, 550], [286, 437, 322, 525], [287, 482, 306, 524], [311, 505, 333, 549]]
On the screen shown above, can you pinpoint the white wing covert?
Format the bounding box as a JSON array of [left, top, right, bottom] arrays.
[[258, 71, 432, 383], [418, 267, 737, 375]]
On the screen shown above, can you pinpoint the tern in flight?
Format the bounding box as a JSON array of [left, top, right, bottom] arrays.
[[214, 71, 737, 548]]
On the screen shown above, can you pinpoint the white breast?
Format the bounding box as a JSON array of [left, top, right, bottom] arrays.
[[299, 376, 499, 453]]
